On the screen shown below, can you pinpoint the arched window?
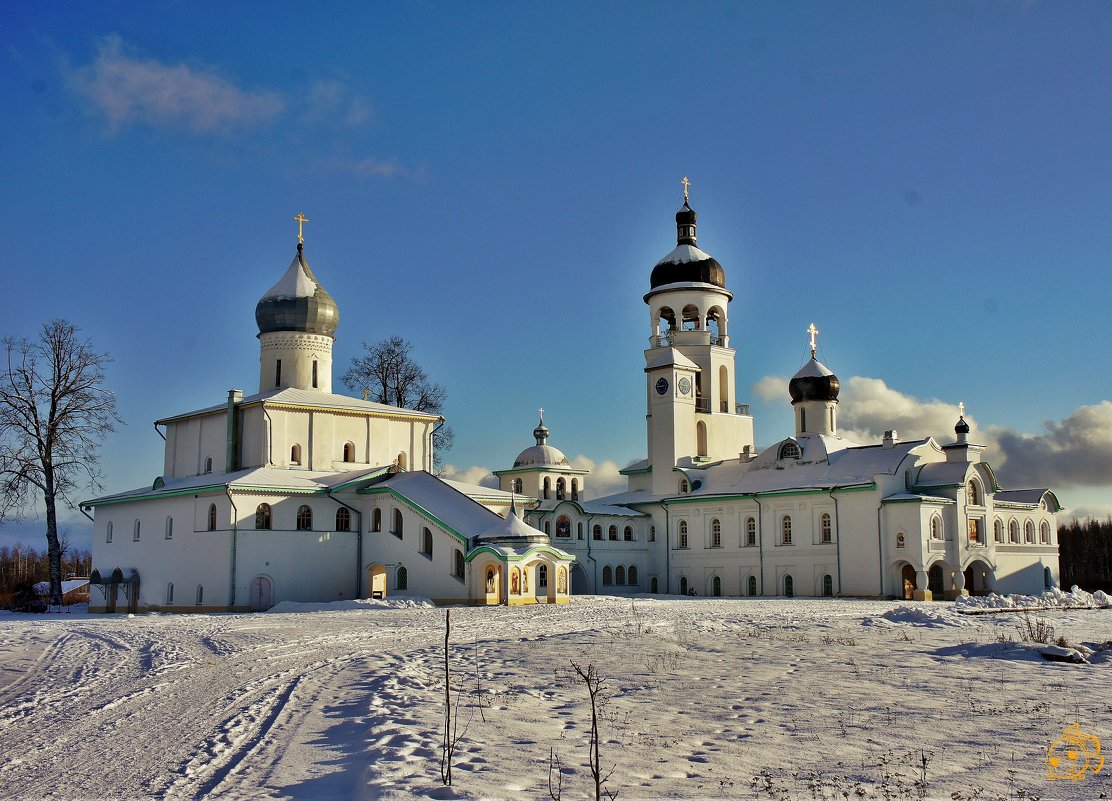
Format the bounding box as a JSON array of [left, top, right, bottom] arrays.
[[649, 525, 656, 542], [421, 527, 433, 556], [195, 585, 204, 605], [555, 515, 571, 538], [820, 513, 832, 543], [650, 576, 659, 593], [679, 479, 689, 494], [556, 478, 566, 500], [312, 359, 319, 388], [928, 564, 944, 594], [624, 525, 633, 541], [615, 565, 625, 585], [255, 503, 271, 530], [931, 516, 943, 541], [602, 566, 613, 585], [296, 505, 312, 530], [396, 452, 407, 470], [453, 549, 465, 579], [544, 521, 551, 535], [106, 522, 113, 543], [1024, 520, 1035, 543], [994, 518, 1004, 543], [748, 575, 757, 596], [165, 517, 174, 540], [396, 565, 408, 590], [571, 479, 579, 501], [593, 525, 602, 540], [1044, 566, 1053, 588], [679, 576, 688, 595], [967, 480, 981, 506], [896, 532, 906, 549], [543, 477, 551, 499], [1009, 519, 1020, 543], [697, 421, 708, 457], [393, 508, 404, 538], [372, 508, 382, 531], [779, 441, 801, 460], [512, 478, 523, 494], [712, 576, 722, 596], [1040, 521, 1051, 544], [784, 575, 794, 597], [204, 456, 213, 473], [781, 515, 792, 545], [822, 575, 833, 596], [207, 504, 217, 531], [343, 442, 355, 462], [290, 444, 302, 465], [746, 517, 756, 546], [166, 583, 174, 604], [577, 522, 584, 540], [608, 525, 618, 541], [133, 520, 141, 541], [336, 507, 351, 532], [538, 564, 548, 586], [628, 565, 638, 586], [711, 518, 722, 548], [275, 358, 282, 387], [678, 520, 689, 549]]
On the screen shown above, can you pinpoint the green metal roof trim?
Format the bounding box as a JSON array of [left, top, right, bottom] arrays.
[[327, 467, 392, 492], [465, 545, 577, 564], [85, 481, 327, 508], [357, 486, 470, 546], [881, 495, 955, 505], [618, 465, 652, 475], [491, 466, 590, 476], [663, 483, 875, 506]]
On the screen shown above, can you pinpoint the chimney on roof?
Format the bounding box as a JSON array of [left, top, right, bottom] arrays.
[[882, 430, 899, 449]]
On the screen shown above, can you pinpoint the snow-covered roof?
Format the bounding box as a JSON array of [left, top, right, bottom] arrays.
[[994, 489, 1054, 507], [882, 492, 955, 505], [619, 458, 650, 474], [913, 462, 971, 489], [512, 444, 571, 468], [655, 244, 713, 265], [32, 580, 89, 595], [86, 465, 390, 506], [644, 347, 699, 371], [261, 254, 317, 300], [474, 503, 549, 544], [792, 357, 834, 379], [368, 471, 504, 540], [157, 387, 441, 425]]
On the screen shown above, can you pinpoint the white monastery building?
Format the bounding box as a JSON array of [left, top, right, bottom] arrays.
[[85, 230, 574, 612], [498, 187, 1061, 602], [86, 187, 1061, 612]]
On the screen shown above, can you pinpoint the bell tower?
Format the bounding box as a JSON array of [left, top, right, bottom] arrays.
[[643, 181, 755, 496]]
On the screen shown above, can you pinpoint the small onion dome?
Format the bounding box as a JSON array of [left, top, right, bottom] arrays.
[[788, 357, 841, 403], [955, 416, 970, 435], [255, 243, 340, 338], [649, 198, 726, 289], [514, 414, 570, 468]]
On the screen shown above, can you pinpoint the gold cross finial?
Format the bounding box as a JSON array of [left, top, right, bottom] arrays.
[[362, 388, 370, 401], [293, 212, 309, 244], [681, 176, 691, 202], [959, 401, 965, 418], [807, 323, 819, 358]]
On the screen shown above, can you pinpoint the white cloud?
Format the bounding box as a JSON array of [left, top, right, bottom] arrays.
[[837, 376, 973, 445], [438, 464, 498, 488], [752, 375, 787, 404], [70, 36, 284, 134], [569, 455, 626, 500], [305, 80, 372, 127], [987, 401, 1112, 489]]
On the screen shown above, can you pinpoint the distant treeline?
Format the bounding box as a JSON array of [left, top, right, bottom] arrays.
[[0, 544, 93, 605], [1058, 517, 1112, 591]]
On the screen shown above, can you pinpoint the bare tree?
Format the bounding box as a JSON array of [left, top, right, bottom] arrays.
[[342, 336, 454, 470], [0, 321, 120, 605], [571, 661, 618, 801]]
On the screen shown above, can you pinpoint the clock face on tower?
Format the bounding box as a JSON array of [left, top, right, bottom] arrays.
[[678, 377, 691, 396], [655, 377, 669, 395]]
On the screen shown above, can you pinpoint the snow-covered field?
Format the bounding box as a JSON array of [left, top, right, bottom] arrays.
[[0, 596, 1108, 801]]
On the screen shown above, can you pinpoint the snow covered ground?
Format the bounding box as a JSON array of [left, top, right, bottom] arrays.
[[0, 596, 1108, 801]]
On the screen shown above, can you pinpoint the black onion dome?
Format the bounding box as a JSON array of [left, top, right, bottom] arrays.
[[788, 357, 841, 403], [955, 416, 970, 435], [255, 243, 340, 338], [649, 198, 727, 289]]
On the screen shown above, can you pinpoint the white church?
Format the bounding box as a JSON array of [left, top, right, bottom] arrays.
[[498, 188, 1061, 602], [85, 189, 1061, 612], [84, 228, 575, 612]]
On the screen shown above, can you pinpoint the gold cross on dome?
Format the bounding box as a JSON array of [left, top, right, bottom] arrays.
[[807, 323, 819, 357], [959, 401, 965, 418], [681, 176, 691, 202], [293, 212, 309, 244]]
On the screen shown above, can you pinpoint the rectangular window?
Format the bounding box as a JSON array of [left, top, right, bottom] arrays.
[[312, 360, 318, 388], [275, 359, 282, 387], [969, 519, 983, 545]]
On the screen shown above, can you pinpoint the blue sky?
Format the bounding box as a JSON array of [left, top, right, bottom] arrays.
[[4, 1, 1112, 551]]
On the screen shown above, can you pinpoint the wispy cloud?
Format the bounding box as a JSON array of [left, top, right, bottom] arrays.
[[569, 455, 626, 499], [69, 35, 284, 134], [439, 464, 498, 488], [305, 80, 372, 127]]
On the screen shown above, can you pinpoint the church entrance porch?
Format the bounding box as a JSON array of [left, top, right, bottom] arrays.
[[367, 564, 387, 599], [900, 564, 916, 600], [963, 560, 993, 596], [249, 575, 274, 611]]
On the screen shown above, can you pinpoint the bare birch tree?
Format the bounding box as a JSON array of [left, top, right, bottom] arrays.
[[0, 321, 120, 605]]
